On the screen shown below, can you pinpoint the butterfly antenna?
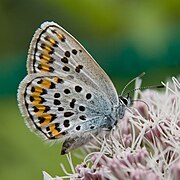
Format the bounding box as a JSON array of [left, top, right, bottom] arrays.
[[125, 84, 164, 96], [121, 72, 145, 96]]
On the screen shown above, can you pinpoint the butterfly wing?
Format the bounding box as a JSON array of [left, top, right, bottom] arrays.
[[18, 22, 122, 153], [27, 21, 119, 105], [18, 73, 112, 140]]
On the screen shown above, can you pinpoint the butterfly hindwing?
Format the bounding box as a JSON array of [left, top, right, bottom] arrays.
[[18, 73, 113, 140]]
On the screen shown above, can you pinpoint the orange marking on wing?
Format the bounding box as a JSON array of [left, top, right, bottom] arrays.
[[42, 45, 53, 52], [48, 37, 56, 45], [39, 63, 54, 73], [53, 77, 59, 83], [40, 120, 51, 126], [31, 97, 42, 105], [42, 114, 53, 120], [41, 69, 49, 73], [52, 129, 59, 136], [40, 54, 51, 61], [53, 77, 63, 84], [49, 124, 55, 131], [32, 91, 41, 97], [48, 124, 61, 137], [40, 59, 50, 65], [34, 86, 43, 93], [40, 55, 53, 64], [55, 31, 65, 41], [34, 105, 46, 115], [39, 114, 54, 126], [41, 79, 52, 88]]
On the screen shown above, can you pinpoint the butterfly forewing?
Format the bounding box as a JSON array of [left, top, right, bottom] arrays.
[[27, 22, 119, 105]]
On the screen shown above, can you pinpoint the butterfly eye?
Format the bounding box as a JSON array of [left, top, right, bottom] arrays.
[[119, 96, 128, 106]]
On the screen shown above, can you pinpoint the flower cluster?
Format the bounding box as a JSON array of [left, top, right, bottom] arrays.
[[44, 77, 180, 180]]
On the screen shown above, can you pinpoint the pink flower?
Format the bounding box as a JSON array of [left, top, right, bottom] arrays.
[[44, 77, 180, 180]]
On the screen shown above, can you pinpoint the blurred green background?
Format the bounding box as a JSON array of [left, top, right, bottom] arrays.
[[1, 0, 180, 179]]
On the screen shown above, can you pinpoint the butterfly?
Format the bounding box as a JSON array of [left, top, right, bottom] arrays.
[[17, 21, 130, 155]]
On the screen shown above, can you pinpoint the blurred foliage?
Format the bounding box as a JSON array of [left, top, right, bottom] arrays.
[[0, 0, 180, 95], [0, 0, 179, 179]]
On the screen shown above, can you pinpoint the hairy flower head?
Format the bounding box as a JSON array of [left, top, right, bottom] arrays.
[[44, 77, 180, 180]]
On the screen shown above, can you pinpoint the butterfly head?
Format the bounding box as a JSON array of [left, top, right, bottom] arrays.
[[119, 93, 131, 107]]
